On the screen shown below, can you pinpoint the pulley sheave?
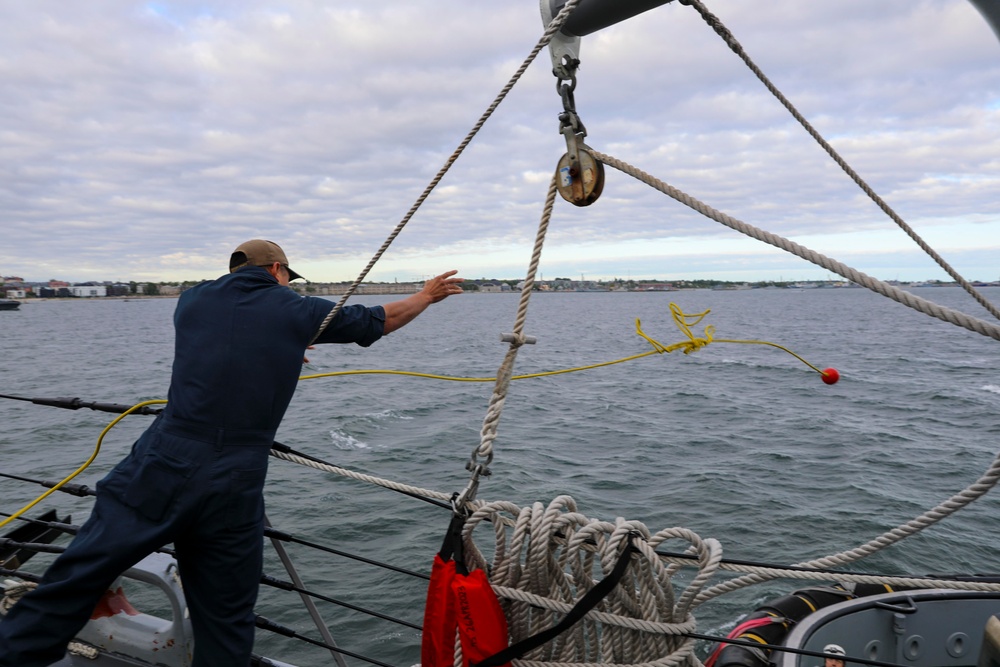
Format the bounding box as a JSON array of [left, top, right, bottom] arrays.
[[555, 148, 604, 206]]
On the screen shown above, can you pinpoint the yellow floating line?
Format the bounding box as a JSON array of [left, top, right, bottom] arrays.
[[302, 302, 831, 383], [299, 351, 661, 383], [0, 399, 168, 530], [8, 303, 833, 527]]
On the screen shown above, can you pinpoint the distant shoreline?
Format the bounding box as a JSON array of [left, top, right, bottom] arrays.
[[12, 295, 180, 303], [9, 283, 995, 305]]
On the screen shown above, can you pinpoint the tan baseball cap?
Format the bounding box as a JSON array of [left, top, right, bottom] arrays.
[[229, 239, 305, 281]]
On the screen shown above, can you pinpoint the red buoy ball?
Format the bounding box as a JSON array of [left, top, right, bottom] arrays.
[[821, 368, 840, 385]]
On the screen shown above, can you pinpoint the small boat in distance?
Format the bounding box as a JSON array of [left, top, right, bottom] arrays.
[[0, 299, 21, 311]]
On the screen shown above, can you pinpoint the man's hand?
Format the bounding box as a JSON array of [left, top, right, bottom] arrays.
[[421, 270, 464, 303], [382, 270, 464, 334]]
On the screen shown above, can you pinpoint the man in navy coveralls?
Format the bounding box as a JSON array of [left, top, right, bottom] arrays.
[[0, 239, 464, 666]]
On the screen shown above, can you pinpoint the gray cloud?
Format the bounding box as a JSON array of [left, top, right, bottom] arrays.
[[1, 0, 998, 283]]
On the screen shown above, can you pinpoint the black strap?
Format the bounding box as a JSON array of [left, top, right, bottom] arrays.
[[473, 534, 637, 667], [438, 511, 469, 576]]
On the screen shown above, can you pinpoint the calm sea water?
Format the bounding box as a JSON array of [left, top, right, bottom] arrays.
[[2, 287, 999, 666]]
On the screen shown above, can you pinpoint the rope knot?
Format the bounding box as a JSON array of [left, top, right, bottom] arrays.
[[635, 303, 715, 356]]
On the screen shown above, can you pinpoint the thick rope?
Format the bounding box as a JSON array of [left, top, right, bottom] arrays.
[[682, 0, 1000, 322], [66, 642, 101, 660], [593, 150, 1000, 343], [468, 176, 559, 472], [269, 449, 456, 505], [694, 447, 1000, 604], [458, 496, 720, 667], [655, 554, 1000, 593], [310, 0, 583, 344]]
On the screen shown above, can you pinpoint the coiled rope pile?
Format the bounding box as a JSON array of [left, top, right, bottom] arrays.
[[462, 497, 717, 667]]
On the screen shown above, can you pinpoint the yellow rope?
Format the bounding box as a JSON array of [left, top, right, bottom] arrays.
[[5, 303, 836, 528], [713, 338, 827, 374], [302, 302, 834, 383], [0, 399, 167, 530], [638, 303, 832, 376], [299, 354, 663, 383]]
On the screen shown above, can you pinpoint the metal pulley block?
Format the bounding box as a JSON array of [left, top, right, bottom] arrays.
[[556, 145, 604, 206]]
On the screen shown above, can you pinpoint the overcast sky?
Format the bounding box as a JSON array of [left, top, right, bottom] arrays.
[[2, 0, 999, 284]]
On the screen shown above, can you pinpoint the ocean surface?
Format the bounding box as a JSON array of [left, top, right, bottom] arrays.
[[2, 287, 999, 666]]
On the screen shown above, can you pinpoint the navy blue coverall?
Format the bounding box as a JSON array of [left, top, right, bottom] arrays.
[[0, 266, 385, 666]]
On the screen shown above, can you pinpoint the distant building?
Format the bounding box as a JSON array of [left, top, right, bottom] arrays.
[[549, 279, 573, 291], [354, 283, 420, 295], [70, 283, 107, 298], [5, 289, 26, 298]]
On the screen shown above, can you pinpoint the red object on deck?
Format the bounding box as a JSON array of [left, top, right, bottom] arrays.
[[421, 554, 459, 667], [90, 586, 140, 619], [453, 568, 510, 667], [422, 512, 511, 667]]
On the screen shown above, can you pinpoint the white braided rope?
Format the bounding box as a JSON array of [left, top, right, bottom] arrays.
[[453, 496, 721, 667], [67, 641, 101, 659], [470, 176, 559, 471], [694, 448, 1000, 604], [511, 642, 701, 667], [656, 555, 1000, 593], [269, 449, 455, 504], [513, 648, 700, 667], [271, 442, 1000, 665], [593, 150, 1000, 343], [489, 585, 697, 636]]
